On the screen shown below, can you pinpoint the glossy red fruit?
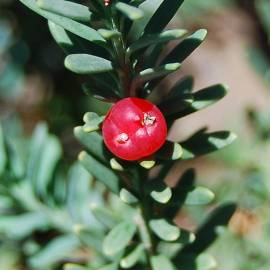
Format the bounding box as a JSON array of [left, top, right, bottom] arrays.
[[102, 97, 167, 161]]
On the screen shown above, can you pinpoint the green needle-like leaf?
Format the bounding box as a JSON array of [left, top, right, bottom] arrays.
[[116, 2, 144, 20], [144, 0, 184, 35], [19, 0, 105, 44], [65, 54, 113, 74], [151, 255, 175, 270], [149, 219, 180, 242], [103, 221, 137, 256], [37, 0, 92, 22]]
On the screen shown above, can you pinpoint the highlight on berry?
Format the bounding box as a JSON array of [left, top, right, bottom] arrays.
[[104, 0, 111, 7]]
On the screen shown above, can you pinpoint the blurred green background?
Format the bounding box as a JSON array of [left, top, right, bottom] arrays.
[[1, 0, 270, 269]]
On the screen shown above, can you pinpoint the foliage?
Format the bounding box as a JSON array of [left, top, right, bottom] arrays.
[[0, 0, 239, 269]]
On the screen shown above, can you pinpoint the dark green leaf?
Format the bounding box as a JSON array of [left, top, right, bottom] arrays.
[[158, 95, 193, 117], [83, 83, 120, 102], [181, 203, 237, 255], [65, 54, 113, 74], [181, 129, 237, 159], [174, 253, 217, 270], [103, 221, 137, 256], [143, 0, 184, 35], [161, 29, 207, 64], [163, 169, 196, 219], [167, 84, 228, 120], [37, 0, 92, 22], [168, 76, 194, 97]]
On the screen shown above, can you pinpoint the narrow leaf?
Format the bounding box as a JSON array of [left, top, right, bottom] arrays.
[[74, 126, 109, 163], [79, 151, 120, 194], [120, 189, 139, 205], [19, 0, 105, 44], [83, 112, 105, 133], [151, 255, 175, 270], [181, 130, 237, 159], [0, 125, 6, 176], [73, 225, 104, 252], [64, 264, 91, 270], [127, 29, 187, 55], [184, 186, 215, 206], [83, 83, 120, 102], [167, 84, 228, 120], [181, 203, 237, 255], [161, 29, 207, 65], [0, 213, 48, 239], [103, 222, 137, 256], [149, 219, 180, 242], [168, 76, 194, 97], [29, 235, 80, 269], [116, 2, 143, 20], [65, 54, 113, 74], [120, 244, 144, 268], [99, 263, 118, 270], [144, 0, 184, 35], [90, 204, 119, 228], [37, 0, 92, 22], [156, 141, 183, 161]]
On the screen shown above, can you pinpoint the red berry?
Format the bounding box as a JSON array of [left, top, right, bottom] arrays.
[[102, 97, 167, 161]]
